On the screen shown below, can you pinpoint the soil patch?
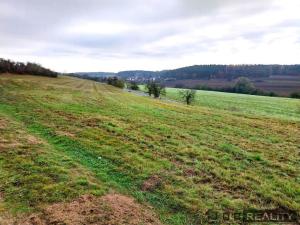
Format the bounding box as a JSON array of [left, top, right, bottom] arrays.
[[141, 175, 162, 192], [27, 135, 43, 145], [0, 118, 8, 130], [14, 194, 162, 225]]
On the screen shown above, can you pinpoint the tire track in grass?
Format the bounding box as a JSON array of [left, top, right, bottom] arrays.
[[0, 103, 193, 225], [26, 122, 194, 225], [30, 123, 134, 190]]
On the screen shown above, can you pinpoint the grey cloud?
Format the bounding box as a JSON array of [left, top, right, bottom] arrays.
[[0, 0, 299, 71], [0, 0, 272, 36]]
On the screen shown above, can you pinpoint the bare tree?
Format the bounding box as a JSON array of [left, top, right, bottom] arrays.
[[145, 82, 153, 96], [179, 89, 197, 105]]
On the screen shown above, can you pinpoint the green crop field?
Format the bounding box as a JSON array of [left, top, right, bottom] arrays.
[[0, 74, 299, 224], [165, 88, 300, 121]]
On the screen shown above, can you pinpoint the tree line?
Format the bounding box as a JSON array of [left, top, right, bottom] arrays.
[[162, 64, 300, 81], [0, 58, 58, 77], [192, 77, 276, 96], [103, 65, 300, 82]]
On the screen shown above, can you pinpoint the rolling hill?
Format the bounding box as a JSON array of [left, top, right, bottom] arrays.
[[0, 74, 299, 224]]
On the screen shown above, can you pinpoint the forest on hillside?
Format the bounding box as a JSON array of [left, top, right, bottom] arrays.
[[76, 64, 300, 82], [161, 64, 300, 80], [72, 65, 300, 81]]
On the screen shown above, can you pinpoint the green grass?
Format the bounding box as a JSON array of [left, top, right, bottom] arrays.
[[0, 74, 299, 224], [165, 88, 300, 121], [0, 110, 105, 214]]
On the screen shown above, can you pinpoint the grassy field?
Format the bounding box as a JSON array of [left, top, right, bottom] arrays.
[[165, 88, 300, 121], [0, 74, 300, 224]]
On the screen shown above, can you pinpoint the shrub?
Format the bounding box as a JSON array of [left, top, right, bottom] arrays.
[[106, 77, 125, 88], [234, 77, 256, 94], [145, 81, 166, 98], [128, 82, 140, 90]]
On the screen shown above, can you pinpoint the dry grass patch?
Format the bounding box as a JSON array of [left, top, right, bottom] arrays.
[[13, 194, 162, 225]]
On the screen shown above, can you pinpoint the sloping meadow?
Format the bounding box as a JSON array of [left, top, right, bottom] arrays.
[[0, 74, 299, 224]]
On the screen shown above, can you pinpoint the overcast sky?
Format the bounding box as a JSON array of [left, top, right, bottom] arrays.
[[0, 0, 300, 72]]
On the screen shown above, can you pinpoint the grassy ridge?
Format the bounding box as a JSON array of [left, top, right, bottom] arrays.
[[0, 75, 299, 224]]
